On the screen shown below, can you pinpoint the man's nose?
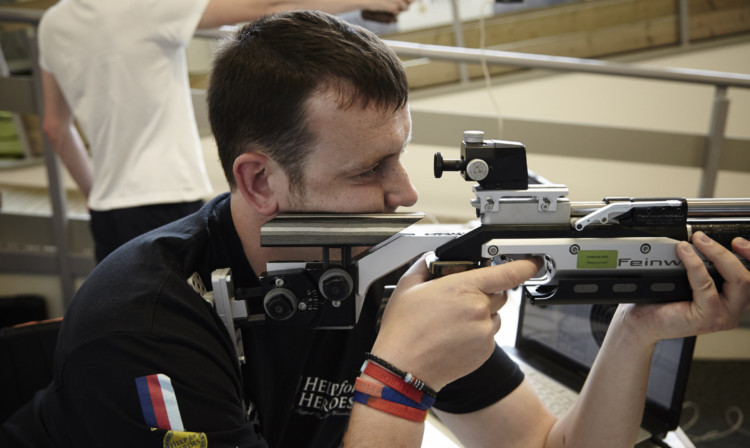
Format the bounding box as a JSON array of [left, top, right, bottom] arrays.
[[385, 164, 419, 209]]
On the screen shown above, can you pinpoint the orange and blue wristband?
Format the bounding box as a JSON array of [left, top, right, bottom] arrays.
[[352, 391, 428, 422], [354, 377, 434, 410], [355, 354, 439, 422]]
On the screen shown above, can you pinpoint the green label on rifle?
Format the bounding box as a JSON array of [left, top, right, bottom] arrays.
[[577, 250, 618, 269]]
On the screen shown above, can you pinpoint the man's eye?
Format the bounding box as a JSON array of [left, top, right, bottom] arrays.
[[357, 165, 380, 179]]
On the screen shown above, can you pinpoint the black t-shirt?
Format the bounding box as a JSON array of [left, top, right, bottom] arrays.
[[1, 193, 523, 447]]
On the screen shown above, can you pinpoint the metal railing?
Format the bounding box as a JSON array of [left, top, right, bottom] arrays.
[[1, 6, 749, 305], [1, 8, 79, 305], [197, 21, 750, 198], [383, 39, 750, 199]]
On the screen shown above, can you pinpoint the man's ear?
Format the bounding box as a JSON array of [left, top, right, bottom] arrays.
[[233, 152, 279, 216]]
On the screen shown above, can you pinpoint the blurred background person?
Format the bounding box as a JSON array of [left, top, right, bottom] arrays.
[[38, 0, 414, 262]]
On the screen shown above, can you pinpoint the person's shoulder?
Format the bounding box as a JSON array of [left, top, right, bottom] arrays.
[[61, 217, 214, 344], [109, 216, 211, 275], [38, 4, 59, 34], [39, 0, 71, 27], [38, 0, 80, 51]]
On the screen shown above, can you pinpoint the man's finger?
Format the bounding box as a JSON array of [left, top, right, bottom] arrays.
[[397, 254, 542, 298], [731, 236, 750, 260], [677, 241, 716, 300], [469, 257, 544, 295], [692, 232, 747, 285], [688, 233, 750, 315]]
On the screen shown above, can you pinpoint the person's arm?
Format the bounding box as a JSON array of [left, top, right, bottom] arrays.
[[434, 232, 750, 448], [40, 69, 93, 200], [341, 255, 544, 447], [197, 0, 414, 29], [433, 306, 655, 448]]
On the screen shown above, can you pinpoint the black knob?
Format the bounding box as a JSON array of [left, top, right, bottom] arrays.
[[263, 288, 297, 321], [318, 268, 353, 301], [321, 277, 348, 300], [434, 152, 445, 178], [434, 152, 464, 179]]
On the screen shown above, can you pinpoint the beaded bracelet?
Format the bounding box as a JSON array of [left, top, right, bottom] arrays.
[[352, 391, 428, 422], [354, 377, 434, 410], [362, 360, 436, 408], [364, 352, 438, 398]]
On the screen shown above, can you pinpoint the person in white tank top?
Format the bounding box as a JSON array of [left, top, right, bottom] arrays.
[[37, 0, 414, 261]]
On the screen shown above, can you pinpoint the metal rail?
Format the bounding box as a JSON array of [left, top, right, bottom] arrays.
[[0, 8, 78, 305], [384, 40, 750, 88], [0, 6, 39, 24]]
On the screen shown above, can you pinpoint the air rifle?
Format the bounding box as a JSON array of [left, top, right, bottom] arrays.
[[205, 131, 750, 335], [431, 130, 750, 305]]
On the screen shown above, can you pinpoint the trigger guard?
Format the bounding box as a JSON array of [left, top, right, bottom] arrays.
[[525, 254, 556, 286], [491, 253, 555, 286]]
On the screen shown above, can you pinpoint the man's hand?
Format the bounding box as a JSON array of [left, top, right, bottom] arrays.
[[365, 0, 414, 16], [371, 254, 543, 391], [361, 0, 415, 22], [619, 232, 750, 345]]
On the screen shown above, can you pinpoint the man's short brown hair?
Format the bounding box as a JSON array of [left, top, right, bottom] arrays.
[[207, 10, 409, 192]]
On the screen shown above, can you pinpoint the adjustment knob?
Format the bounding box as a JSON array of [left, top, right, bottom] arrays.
[[434, 152, 445, 178], [318, 268, 353, 302], [463, 130, 485, 143], [466, 159, 490, 181], [433, 152, 464, 179], [263, 288, 298, 321]]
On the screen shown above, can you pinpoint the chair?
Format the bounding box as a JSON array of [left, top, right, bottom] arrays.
[[0, 318, 60, 423]]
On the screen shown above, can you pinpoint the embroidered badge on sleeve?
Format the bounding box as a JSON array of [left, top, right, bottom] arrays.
[[163, 430, 207, 448], [135, 373, 185, 431]]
